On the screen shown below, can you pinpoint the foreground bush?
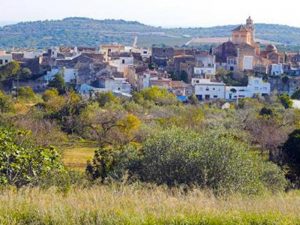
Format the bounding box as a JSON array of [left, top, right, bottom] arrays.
[[87, 128, 287, 195], [0, 126, 66, 187], [137, 128, 286, 194]]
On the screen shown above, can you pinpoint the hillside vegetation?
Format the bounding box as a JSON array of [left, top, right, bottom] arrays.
[[1, 17, 300, 48]]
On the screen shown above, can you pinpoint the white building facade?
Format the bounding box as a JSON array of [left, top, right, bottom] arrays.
[[270, 64, 284, 76], [226, 77, 270, 100], [194, 54, 216, 77], [0, 52, 13, 66], [192, 78, 226, 101]]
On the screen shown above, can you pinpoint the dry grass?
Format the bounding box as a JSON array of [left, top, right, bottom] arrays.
[[62, 146, 96, 171], [1, 185, 300, 224]]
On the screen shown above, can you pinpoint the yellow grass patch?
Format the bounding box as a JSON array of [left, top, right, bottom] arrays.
[[62, 146, 96, 171]]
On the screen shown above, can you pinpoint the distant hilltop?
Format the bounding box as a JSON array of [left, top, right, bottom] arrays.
[[0, 17, 300, 48]]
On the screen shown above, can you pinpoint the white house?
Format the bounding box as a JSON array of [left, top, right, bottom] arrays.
[[194, 54, 216, 77], [77, 83, 132, 99], [109, 56, 134, 73], [226, 77, 270, 100], [0, 52, 13, 66], [132, 47, 152, 59], [100, 77, 132, 94], [43, 68, 78, 84], [243, 56, 254, 70], [270, 64, 284, 76], [23, 51, 44, 59], [192, 78, 226, 101]]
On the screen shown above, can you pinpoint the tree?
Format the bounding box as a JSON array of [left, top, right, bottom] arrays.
[[42, 88, 66, 113], [282, 75, 289, 84], [79, 103, 141, 147], [0, 91, 13, 113], [20, 68, 32, 80], [51, 91, 83, 134], [291, 89, 300, 100], [189, 94, 199, 105], [48, 73, 66, 94], [95, 92, 120, 107], [180, 70, 189, 83], [260, 107, 273, 117], [86, 144, 140, 183], [17, 87, 36, 100], [0, 61, 20, 81], [133, 87, 178, 106], [42, 88, 60, 102], [0, 126, 65, 187], [282, 129, 300, 185], [86, 148, 116, 183], [279, 94, 293, 109]]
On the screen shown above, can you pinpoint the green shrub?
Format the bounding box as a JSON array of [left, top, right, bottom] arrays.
[[279, 94, 293, 109], [0, 126, 66, 187], [17, 86, 36, 100], [133, 128, 286, 195]]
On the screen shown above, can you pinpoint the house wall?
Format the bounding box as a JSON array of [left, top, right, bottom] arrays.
[[192, 78, 225, 100], [0, 54, 13, 66]]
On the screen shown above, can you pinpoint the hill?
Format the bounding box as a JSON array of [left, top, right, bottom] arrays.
[[0, 17, 300, 48]]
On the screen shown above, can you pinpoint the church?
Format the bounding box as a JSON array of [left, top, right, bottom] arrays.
[[214, 17, 279, 73]]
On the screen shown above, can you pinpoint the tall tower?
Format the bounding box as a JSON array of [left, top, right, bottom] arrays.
[[246, 16, 255, 44], [246, 16, 254, 30]]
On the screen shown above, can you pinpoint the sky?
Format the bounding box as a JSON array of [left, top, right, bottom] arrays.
[[1, 0, 299, 28]]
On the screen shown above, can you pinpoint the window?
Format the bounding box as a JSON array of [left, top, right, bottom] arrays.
[[5, 60, 8, 63], [122, 59, 125, 64], [213, 95, 218, 98], [0, 59, 2, 65], [197, 95, 203, 101], [206, 88, 209, 91]]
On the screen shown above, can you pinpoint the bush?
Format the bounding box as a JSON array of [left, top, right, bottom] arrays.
[[86, 144, 141, 183], [279, 94, 293, 109], [291, 89, 300, 100], [134, 128, 285, 195], [0, 91, 13, 113], [282, 129, 300, 185], [139, 129, 261, 193], [0, 126, 66, 187], [133, 87, 178, 106], [95, 91, 120, 107], [18, 87, 36, 100], [88, 128, 287, 195]]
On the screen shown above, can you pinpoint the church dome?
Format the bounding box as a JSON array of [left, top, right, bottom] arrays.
[[265, 44, 277, 53]]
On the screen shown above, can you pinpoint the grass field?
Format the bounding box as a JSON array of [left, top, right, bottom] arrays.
[[62, 145, 97, 171], [1, 185, 300, 225]]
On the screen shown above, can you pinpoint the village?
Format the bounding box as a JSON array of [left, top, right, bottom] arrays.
[[1, 17, 300, 103], [2, 0, 300, 220]]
